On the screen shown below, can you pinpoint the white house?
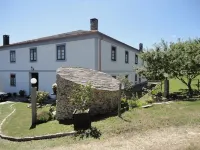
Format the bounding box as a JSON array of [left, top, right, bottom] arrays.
[[0, 18, 145, 95]]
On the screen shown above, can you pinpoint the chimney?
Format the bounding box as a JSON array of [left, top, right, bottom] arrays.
[[90, 18, 98, 30], [139, 43, 143, 51], [3, 35, 9, 46]]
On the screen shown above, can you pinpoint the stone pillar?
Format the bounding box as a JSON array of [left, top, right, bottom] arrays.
[[164, 79, 169, 98]]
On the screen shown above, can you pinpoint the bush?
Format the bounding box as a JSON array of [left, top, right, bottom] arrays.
[[145, 96, 155, 104], [19, 90, 26, 97], [7, 93, 12, 97], [36, 91, 49, 104], [127, 100, 138, 108], [36, 110, 51, 123], [13, 92, 17, 97]]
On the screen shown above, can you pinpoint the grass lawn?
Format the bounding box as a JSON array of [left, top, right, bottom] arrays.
[[0, 104, 13, 124], [1, 103, 73, 137], [0, 100, 200, 150], [164, 76, 200, 93]]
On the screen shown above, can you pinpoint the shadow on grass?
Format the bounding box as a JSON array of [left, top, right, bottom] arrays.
[[74, 126, 102, 140], [29, 124, 36, 129], [119, 116, 131, 122]]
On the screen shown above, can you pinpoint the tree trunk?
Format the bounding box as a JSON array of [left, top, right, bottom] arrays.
[[188, 80, 193, 98]]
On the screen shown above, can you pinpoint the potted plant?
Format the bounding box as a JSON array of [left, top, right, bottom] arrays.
[[71, 82, 94, 131]]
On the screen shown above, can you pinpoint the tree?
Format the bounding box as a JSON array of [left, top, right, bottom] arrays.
[[135, 38, 200, 97], [135, 40, 169, 81], [168, 38, 200, 96]]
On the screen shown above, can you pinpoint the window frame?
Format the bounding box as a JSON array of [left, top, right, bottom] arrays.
[[10, 50, 16, 63], [30, 48, 37, 62], [135, 54, 138, 64], [111, 46, 117, 61], [125, 51, 129, 63], [10, 74, 16, 87], [56, 44, 66, 60]]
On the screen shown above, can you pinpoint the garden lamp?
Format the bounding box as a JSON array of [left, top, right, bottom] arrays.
[[30, 78, 37, 126]]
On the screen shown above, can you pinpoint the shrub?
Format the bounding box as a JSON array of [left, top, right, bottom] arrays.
[[7, 93, 12, 97], [49, 106, 56, 120], [127, 100, 138, 108], [19, 90, 26, 97], [13, 92, 17, 97], [121, 98, 129, 111], [145, 96, 154, 104], [36, 91, 49, 104], [36, 110, 51, 123]]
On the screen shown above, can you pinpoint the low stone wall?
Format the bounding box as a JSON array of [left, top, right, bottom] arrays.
[[56, 67, 121, 120]]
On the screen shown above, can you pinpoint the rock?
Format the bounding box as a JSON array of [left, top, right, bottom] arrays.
[[56, 67, 121, 120]]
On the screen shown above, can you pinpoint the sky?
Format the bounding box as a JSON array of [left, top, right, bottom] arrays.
[[0, 0, 200, 49]]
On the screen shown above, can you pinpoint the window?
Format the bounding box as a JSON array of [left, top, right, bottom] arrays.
[[125, 75, 128, 79], [111, 46, 116, 61], [112, 75, 116, 79], [135, 74, 138, 81], [10, 74, 16, 86], [10, 51, 16, 62], [57, 45, 66, 60], [30, 48, 37, 61], [135, 54, 138, 64], [125, 51, 129, 63]]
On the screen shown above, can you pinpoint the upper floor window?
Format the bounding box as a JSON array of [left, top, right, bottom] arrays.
[[57, 45, 66, 60], [10, 74, 16, 86], [125, 51, 129, 63], [111, 46, 116, 61], [10, 50, 16, 63], [30, 48, 37, 62], [135, 54, 138, 64]]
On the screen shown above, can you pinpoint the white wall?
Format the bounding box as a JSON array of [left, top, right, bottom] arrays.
[[0, 38, 95, 94], [100, 39, 144, 84]]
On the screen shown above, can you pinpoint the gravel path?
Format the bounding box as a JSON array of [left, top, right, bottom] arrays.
[[49, 126, 200, 150]]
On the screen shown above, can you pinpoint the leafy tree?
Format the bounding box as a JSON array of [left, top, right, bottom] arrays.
[[135, 38, 200, 97], [168, 38, 200, 96]]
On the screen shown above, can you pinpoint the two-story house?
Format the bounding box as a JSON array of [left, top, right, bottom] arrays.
[[0, 18, 144, 95]]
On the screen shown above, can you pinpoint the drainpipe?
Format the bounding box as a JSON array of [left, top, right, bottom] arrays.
[[98, 36, 103, 71]]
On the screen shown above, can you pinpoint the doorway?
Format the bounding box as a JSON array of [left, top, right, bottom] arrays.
[[31, 73, 39, 91]]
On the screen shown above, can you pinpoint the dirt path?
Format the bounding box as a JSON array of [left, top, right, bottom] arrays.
[[48, 126, 200, 150]]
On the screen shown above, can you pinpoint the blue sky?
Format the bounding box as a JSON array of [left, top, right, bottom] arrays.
[[0, 0, 200, 48]]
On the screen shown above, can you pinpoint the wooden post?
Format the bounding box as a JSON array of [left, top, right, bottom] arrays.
[[118, 83, 122, 117], [31, 87, 37, 126]]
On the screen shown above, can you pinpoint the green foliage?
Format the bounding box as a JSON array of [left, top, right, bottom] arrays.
[[13, 92, 17, 97], [37, 110, 51, 123], [36, 91, 49, 104], [117, 75, 134, 99], [7, 93, 12, 97], [127, 100, 138, 108], [70, 82, 94, 112], [19, 90, 26, 97], [135, 38, 200, 97]]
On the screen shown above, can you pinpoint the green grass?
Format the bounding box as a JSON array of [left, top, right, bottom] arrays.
[[1, 103, 73, 137], [0, 104, 13, 123], [1, 100, 200, 150], [164, 76, 200, 93]]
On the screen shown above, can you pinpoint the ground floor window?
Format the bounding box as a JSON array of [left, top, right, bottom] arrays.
[[10, 74, 16, 86]]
